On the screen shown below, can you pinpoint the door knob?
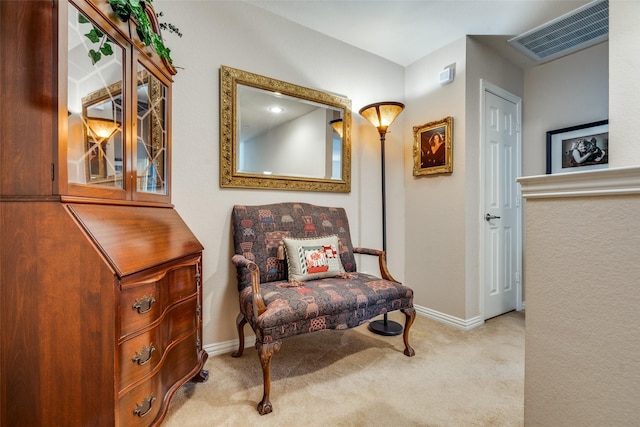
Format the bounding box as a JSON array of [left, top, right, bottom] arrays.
[[485, 213, 501, 221]]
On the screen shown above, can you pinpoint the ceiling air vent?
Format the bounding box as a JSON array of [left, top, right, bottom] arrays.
[[508, 0, 608, 63]]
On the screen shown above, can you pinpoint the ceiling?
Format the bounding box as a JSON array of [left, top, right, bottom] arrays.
[[244, 0, 592, 67]]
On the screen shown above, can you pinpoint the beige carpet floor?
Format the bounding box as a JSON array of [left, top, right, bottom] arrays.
[[162, 310, 524, 426]]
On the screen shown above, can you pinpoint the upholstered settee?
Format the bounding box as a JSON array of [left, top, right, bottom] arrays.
[[230, 202, 416, 415]]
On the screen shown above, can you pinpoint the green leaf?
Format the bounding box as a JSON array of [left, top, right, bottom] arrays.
[[93, 26, 104, 38], [85, 28, 101, 44], [136, 12, 152, 40], [78, 14, 89, 24], [88, 49, 102, 65], [108, 0, 131, 21], [100, 42, 114, 57], [153, 38, 166, 57], [150, 33, 173, 63]]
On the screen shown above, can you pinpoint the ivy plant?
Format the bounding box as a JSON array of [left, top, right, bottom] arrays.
[[81, 0, 180, 67], [108, 0, 176, 64], [79, 14, 114, 65]]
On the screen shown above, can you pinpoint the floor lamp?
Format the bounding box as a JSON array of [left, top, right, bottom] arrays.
[[359, 101, 405, 336]]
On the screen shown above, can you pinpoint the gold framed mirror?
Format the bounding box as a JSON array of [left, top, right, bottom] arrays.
[[220, 66, 351, 192]]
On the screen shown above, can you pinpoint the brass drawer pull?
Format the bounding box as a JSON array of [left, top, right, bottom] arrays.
[[132, 295, 155, 314], [133, 395, 156, 418], [132, 344, 155, 365]]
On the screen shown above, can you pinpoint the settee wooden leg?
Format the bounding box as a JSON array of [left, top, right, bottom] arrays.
[[256, 340, 282, 415], [231, 313, 247, 358], [402, 308, 416, 357]]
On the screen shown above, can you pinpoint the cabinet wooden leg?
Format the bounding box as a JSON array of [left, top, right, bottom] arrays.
[[402, 307, 416, 357], [191, 350, 209, 382], [256, 340, 281, 415], [231, 313, 247, 358]]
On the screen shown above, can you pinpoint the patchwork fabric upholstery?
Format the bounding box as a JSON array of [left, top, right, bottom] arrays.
[[230, 202, 416, 415], [235, 272, 413, 342], [232, 203, 357, 286]]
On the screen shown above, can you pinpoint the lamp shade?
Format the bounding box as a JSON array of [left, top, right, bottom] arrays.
[[358, 102, 404, 135], [329, 118, 343, 138], [86, 117, 120, 140]]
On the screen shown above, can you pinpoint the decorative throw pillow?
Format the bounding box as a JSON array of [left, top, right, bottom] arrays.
[[283, 235, 345, 281]]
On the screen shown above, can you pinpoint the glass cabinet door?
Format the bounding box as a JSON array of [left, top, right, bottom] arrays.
[[64, 1, 172, 203], [135, 63, 168, 196], [67, 3, 125, 194]]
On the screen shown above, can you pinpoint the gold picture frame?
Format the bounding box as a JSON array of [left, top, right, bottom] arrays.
[[413, 116, 453, 176], [219, 65, 352, 193]]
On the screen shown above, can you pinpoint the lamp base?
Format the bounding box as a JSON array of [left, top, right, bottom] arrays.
[[369, 319, 403, 336]]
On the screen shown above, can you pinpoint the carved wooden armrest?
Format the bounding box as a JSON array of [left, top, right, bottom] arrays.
[[231, 255, 266, 318], [352, 247, 400, 283]]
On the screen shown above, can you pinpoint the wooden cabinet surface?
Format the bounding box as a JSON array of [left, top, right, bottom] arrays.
[[0, 202, 208, 426], [0, 1, 208, 425]]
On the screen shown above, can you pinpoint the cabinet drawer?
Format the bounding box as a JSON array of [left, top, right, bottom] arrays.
[[120, 264, 198, 338], [119, 297, 198, 390], [118, 334, 200, 427]]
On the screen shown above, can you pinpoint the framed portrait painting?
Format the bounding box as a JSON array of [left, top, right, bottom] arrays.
[[546, 120, 608, 174], [413, 116, 453, 176]]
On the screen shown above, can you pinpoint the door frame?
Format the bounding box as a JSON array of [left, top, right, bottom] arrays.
[[479, 80, 524, 319]]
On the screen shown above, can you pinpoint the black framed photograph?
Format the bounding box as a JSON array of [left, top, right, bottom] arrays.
[[413, 116, 453, 176], [546, 120, 608, 174]]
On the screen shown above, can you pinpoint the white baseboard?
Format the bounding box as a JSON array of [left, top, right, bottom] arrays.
[[414, 304, 484, 330], [204, 305, 485, 357], [204, 336, 256, 358]]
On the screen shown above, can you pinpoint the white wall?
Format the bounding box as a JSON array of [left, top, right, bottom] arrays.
[[522, 42, 609, 177], [155, 0, 405, 345], [609, 0, 640, 166], [464, 39, 524, 319], [403, 38, 467, 319], [403, 36, 523, 323], [520, 180, 640, 426], [520, 1, 640, 424]]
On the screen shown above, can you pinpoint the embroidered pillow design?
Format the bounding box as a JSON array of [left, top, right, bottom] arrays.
[[283, 235, 344, 281]]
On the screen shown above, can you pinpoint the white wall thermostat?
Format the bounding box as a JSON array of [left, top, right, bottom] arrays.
[[439, 67, 454, 85]]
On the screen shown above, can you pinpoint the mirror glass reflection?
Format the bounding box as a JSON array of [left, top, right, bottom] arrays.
[[237, 84, 343, 180], [67, 3, 124, 188], [136, 64, 168, 195]]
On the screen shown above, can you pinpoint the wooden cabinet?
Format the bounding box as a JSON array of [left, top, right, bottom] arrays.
[[0, 1, 207, 425]]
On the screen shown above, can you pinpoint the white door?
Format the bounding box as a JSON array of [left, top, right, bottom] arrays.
[[482, 82, 522, 320]]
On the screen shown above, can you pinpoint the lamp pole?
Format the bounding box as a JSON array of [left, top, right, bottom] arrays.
[[380, 130, 388, 253], [369, 128, 403, 336], [359, 101, 405, 337]]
